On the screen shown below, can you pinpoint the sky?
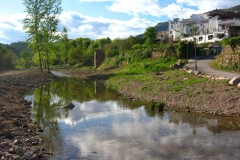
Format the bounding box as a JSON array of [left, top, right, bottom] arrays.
[[0, 0, 240, 44]]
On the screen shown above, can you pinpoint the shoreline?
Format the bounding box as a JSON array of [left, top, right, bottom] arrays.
[[56, 68, 240, 117], [0, 70, 56, 159]]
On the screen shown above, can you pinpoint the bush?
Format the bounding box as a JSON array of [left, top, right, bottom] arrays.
[[149, 100, 165, 111], [105, 49, 119, 58], [164, 44, 177, 57], [128, 48, 152, 63], [156, 101, 165, 111]]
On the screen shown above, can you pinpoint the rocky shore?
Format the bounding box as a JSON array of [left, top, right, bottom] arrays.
[[0, 70, 56, 160]]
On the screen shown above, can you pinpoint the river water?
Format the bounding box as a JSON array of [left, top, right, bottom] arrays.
[[25, 77, 240, 160]]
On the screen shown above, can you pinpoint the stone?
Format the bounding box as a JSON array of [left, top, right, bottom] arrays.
[[61, 102, 75, 109], [187, 70, 193, 74], [23, 152, 33, 160], [14, 147, 24, 156], [215, 77, 229, 80], [193, 70, 201, 75], [13, 155, 22, 160], [237, 83, 240, 89], [229, 76, 240, 86], [5, 131, 14, 139], [8, 148, 15, 154], [13, 139, 21, 145]]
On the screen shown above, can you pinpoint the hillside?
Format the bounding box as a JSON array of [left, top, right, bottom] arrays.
[[0, 41, 29, 57], [136, 21, 169, 38]]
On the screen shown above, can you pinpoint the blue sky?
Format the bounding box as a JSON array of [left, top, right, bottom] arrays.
[[0, 0, 240, 44]]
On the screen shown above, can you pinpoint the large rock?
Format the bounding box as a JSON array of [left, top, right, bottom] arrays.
[[61, 102, 75, 109], [237, 83, 240, 89], [229, 76, 240, 86]]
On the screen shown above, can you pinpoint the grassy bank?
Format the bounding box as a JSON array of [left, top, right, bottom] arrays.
[[98, 55, 240, 116]]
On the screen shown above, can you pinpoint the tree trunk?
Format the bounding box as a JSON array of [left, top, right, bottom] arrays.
[[47, 50, 50, 73]]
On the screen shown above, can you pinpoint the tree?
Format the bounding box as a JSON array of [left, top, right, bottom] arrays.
[[23, 0, 62, 72], [19, 51, 34, 68], [40, 0, 62, 72], [60, 27, 70, 65], [0, 46, 15, 70], [143, 26, 157, 45]]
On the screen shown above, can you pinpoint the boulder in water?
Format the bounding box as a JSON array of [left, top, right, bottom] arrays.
[[61, 103, 75, 109]]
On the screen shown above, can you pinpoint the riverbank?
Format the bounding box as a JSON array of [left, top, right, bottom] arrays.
[[57, 68, 240, 117], [0, 69, 56, 159]]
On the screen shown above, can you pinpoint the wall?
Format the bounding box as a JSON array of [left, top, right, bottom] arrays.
[[94, 50, 105, 68], [215, 52, 240, 69]]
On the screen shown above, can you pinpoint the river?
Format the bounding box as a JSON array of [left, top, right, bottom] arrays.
[[25, 77, 240, 160]]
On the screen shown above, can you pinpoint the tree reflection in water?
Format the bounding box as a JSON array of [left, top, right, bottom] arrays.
[[27, 77, 240, 159]]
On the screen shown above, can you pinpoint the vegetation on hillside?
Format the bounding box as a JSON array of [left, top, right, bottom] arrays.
[[0, 45, 15, 70]]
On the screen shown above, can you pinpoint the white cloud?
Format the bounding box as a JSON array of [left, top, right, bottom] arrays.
[[107, 0, 161, 17], [1, 0, 240, 44], [0, 13, 27, 44], [59, 11, 155, 40], [177, 0, 240, 17], [79, 0, 112, 2]]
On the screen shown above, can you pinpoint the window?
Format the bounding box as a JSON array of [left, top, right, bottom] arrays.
[[218, 34, 225, 39], [170, 31, 172, 34], [208, 35, 213, 40], [198, 37, 203, 41], [171, 25, 173, 29]]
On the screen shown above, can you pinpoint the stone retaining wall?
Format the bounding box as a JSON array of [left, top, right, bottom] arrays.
[[215, 53, 240, 68]]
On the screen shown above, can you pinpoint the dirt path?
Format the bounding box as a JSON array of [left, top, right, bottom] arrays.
[[0, 69, 28, 77]]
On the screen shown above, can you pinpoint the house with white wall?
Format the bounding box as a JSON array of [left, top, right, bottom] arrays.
[[169, 8, 240, 44]]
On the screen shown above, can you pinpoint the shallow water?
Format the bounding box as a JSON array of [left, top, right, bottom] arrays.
[[25, 77, 240, 160]]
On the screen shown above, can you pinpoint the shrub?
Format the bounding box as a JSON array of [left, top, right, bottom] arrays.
[[128, 48, 152, 63], [156, 101, 165, 111], [150, 100, 155, 110], [164, 44, 177, 57]]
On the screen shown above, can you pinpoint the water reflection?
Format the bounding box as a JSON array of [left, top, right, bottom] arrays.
[[26, 77, 240, 160]]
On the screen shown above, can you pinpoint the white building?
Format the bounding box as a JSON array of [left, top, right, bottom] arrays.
[[169, 9, 240, 44]]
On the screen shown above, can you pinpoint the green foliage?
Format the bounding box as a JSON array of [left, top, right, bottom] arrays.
[[150, 100, 155, 110], [132, 44, 143, 50], [68, 47, 84, 64], [0, 45, 15, 70], [122, 56, 177, 74], [149, 100, 165, 111], [221, 37, 240, 52], [158, 42, 166, 52], [1, 41, 29, 56], [144, 26, 157, 45], [164, 44, 177, 57], [176, 41, 194, 59], [59, 27, 70, 64], [0, 45, 7, 55], [128, 48, 152, 63], [23, 0, 62, 72], [19, 51, 34, 68], [156, 101, 165, 111], [105, 49, 119, 58], [176, 40, 185, 58]]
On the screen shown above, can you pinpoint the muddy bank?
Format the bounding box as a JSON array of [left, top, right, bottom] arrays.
[[0, 70, 56, 159], [57, 68, 240, 117]]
